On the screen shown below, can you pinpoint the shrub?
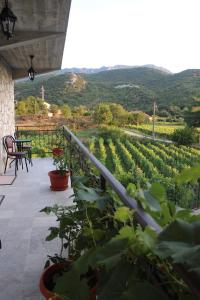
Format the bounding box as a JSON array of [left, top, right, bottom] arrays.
[[99, 125, 123, 141], [171, 127, 197, 146]]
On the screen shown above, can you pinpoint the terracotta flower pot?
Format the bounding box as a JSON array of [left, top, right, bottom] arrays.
[[52, 148, 64, 157], [90, 286, 97, 300], [39, 262, 97, 300], [48, 170, 70, 191], [39, 263, 70, 300]]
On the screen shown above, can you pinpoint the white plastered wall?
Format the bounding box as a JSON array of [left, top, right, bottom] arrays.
[[0, 57, 14, 174]]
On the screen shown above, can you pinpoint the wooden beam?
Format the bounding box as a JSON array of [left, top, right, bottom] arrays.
[[0, 31, 65, 51], [12, 68, 58, 80]]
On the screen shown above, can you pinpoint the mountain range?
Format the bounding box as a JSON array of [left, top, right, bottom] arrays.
[[15, 65, 200, 112]]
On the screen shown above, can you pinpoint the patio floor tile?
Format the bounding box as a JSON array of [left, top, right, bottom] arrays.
[[0, 158, 73, 300]]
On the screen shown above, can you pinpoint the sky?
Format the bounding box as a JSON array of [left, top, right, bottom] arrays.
[[62, 0, 200, 73]]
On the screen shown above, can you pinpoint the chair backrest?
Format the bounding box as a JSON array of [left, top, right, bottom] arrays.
[[3, 135, 16, 154]]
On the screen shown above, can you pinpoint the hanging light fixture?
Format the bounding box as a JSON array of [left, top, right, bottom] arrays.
[[0, 0, 17, 40], [28, 55, 36, 81]]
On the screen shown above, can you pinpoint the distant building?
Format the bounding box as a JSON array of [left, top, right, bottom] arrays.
[[44, 101, 51, 109], [131, 110, 152, 121], [43, 101, 53, 117]]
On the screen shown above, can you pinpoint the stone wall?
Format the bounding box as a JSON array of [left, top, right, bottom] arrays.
[[0, 58, 14, 174]]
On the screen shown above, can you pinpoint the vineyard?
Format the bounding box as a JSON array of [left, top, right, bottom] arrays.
[[16, 126, 200, 208], [16, 128, 63, 157], [126, 124, 184, 138], [126, 123, 200, 139], [88, 134, 200, 208]]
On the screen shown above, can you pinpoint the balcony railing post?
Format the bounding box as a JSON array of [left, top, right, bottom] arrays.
[[15, 126, 19, 138], [68, 134, 73, 175], [100, 174, 106, 191]]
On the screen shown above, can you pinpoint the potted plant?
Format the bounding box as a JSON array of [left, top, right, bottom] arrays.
[[48, 148, 70, 191], [52, 147, 64, 157], [39, 204, 80, 300], [51, 127, 68, 155], [40, 176, 197, 300], [39, 175, 116, 300]]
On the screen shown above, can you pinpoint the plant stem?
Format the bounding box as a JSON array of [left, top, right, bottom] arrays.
[[85, 206, 97, 248], [60, 237, 64, 257]]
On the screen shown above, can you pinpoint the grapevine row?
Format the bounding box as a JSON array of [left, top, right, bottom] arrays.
[[134, 141, 178, 177]]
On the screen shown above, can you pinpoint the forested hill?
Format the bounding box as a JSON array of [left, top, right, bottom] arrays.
[[15, 66, 200, 112]]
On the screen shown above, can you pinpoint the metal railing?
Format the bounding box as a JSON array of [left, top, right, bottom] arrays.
[[15, 125, 59, 155], [63, 125, 161, 232]]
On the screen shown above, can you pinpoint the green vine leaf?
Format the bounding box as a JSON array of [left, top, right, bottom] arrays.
[[54, 265, 90, 300], [143, 191, 161, 212], [46, 227, 59, 241], [77, 187, 102, 202], [122, 281, 170, 300], [114, 207, 133, 223], [155, 220, 200, 275], [150, 183, 167, 203], [136, 225, 157, 251], [175, 164, 200, 185], [126, 183, 137, 197]]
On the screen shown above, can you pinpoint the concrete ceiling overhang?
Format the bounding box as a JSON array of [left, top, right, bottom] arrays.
[[0, 0, 72, 79]]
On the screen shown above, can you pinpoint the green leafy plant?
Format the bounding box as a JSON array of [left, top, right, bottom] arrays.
[[40, 204, 80, 267], [52, 127, 66, 148], [155, 220, 200, 276], [126, 180, 200, 228], [53, 148, 69, 175], [43, 176, 196, 300]]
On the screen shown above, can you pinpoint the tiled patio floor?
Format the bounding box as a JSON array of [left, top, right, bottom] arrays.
[[0, 158, 74, 300]]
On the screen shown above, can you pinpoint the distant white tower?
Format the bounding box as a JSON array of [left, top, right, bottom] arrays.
[[41, 85, 45, 101], [152, 100, 158, 140]]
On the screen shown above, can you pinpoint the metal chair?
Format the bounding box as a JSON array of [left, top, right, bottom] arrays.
[[14, 132, 33, 166], [3, 135, 29, 176]]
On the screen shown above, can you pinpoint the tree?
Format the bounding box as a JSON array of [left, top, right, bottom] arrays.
[[109, 103, 128, 126], [171, 127, 197, 146], [61, 104, 71, 118], [50, 104, 59, 116], [184, 97, 200, 127], [16, 101, 26, 115], [158, 109, 171, 118], [185, 110, 200, 127], [169, 105, 182, 117], [128, 111, 149, 126], [73, 105, 87, 117], [93, 103, 113, 125], [185, 106, 200, 128], [35, 98, 48, 115], [15, 96, 48, 116]]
